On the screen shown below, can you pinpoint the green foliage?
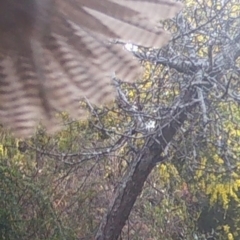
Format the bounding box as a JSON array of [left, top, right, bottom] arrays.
[[0, 139, 76, 239]]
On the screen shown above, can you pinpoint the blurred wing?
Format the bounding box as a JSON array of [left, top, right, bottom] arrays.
[[0, 0, 183, 137]]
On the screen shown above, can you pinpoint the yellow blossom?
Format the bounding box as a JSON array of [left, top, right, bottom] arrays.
[[228, 233, 234, 240], [223, 225, 230, 233]]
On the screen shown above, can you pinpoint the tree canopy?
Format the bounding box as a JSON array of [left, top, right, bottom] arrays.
[[1, 0, 240, 239]]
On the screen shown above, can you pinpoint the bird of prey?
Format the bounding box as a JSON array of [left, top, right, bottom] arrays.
[[0, 0, 182, 137]]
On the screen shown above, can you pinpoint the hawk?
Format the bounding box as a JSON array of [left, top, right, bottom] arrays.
[[0, 0, 182, 137]]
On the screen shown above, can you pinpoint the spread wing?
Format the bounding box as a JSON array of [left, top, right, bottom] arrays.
[[0, 0, 182, 137]]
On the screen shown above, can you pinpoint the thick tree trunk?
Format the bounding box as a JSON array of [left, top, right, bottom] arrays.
[[95, 89, 196, 240]]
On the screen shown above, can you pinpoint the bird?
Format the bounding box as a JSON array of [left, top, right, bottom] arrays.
[[0, 0, 182, 137]]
